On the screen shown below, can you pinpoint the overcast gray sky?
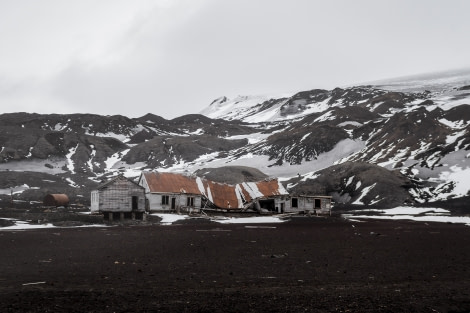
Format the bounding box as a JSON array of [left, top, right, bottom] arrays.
[[1, 0, 469, 119]]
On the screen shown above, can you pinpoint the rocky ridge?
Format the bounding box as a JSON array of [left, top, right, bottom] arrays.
[[1, 70, 469, 210]]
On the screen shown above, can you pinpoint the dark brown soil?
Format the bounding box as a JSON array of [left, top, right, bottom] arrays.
[[1, 217, 469, 312]]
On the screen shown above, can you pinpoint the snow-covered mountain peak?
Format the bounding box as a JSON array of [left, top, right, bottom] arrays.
[[200, 92, 300, 122], [201, 95, 272, 120]]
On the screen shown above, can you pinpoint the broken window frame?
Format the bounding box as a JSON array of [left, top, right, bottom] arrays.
[[162, 195, 169, 205]]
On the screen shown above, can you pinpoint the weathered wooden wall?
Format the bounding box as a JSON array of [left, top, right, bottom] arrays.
[[284, 196, 332, 214], [98, 179, 145, 213], [146, 193, 202, 212]]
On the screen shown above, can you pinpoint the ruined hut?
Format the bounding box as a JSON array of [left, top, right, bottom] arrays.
[[199, 179, 290, 213], [139, 171, 290, 213], [43, 194, 70, 207], [90, 175, 146, 221], [287, 195, 332, 215]]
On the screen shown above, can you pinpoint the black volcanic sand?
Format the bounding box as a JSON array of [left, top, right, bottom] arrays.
[[0, 217, 469, 312]]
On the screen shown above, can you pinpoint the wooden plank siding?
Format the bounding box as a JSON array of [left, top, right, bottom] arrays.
[[285, 196, 332, 214], [91, 176, 145, 214]]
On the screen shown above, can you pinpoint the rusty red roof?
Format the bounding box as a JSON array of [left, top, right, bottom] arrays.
[[201, 180, 242, 209], [142, 172, 201, 194], [141, 172, 289, 210]]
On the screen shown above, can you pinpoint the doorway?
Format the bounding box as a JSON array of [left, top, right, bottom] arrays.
[[259, 199, 275, 211], [171, 197, 176, 210], [132, 196, 138, 211]]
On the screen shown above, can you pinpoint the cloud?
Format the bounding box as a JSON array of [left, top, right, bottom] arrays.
[[1, 0, 470, 118]]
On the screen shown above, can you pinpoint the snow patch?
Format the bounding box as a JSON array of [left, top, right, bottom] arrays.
[[445, 130, 466, 145], [314, 111, 335, 123], [344, 213, 470, 226], [345, 176, 355, 187], [65, 178, 80, 188], [215, 216, 286, 224], [0, 184, 31, 195], [0, 220, 108, 231], [352, 183, 376, 205], [439, 118, 469, 129], [105, 149, 130, 171], [152, 213, 191, 225], [87, 145, 96, 172], [66, 144, 79, 174], [337, 121, 363, 127], [224, 132, 271, 145], [151, 213, 286, 225]]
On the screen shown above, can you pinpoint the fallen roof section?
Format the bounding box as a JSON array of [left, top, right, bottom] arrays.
[[140, 171, 289, 210]]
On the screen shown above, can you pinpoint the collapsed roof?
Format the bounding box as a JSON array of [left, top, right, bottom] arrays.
[[140, 172, 288, 210]]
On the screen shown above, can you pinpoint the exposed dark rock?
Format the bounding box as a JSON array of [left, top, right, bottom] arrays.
[[194, 166, 269, 184], [0, 75, 469, 208], [286, 162, 414, 208], [259, 124, 349, 165], [443, 104, 470, 122], [122, 136, 247, 168]]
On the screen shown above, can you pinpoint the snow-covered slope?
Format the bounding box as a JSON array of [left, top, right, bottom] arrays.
[[1, 69, 470, 208], [200, 94, 295, 122], [197, 69, 470, 204], [201, 69, 470, 123]]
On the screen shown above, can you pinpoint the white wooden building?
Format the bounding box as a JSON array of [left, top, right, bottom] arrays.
[[90, 175, 146, 220], [138, 172, 202, 213], [284, 195, 332, 214]]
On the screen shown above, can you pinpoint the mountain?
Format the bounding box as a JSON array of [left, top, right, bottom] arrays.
[[1, 69, 469, 211]]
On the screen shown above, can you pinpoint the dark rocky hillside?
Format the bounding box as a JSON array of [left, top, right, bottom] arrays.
[[1, 70, 469, 208], [194, 166, 269, 184], [122, 135, 247, 168], [286, 162, 414, 208]]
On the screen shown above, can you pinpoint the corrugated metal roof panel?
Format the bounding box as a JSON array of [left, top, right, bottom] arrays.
[[204, 180, 242, 209], [241, 182, 264, 199], [143, 172, 201, 194], [253, 179, 289, 197], [142, 172, 289, 210]]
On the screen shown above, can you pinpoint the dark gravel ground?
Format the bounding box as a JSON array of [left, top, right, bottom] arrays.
[[0, 217, 469, 312]]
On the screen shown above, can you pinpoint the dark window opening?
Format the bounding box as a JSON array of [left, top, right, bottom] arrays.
[[315, 198, 321, 209], [162, 195, 169, 205], [132, 196, 138, 210], [187, 197, 194, 207], [292, 198, 298, 208]]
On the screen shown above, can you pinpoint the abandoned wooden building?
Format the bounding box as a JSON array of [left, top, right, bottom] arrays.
[[91, 171, 332, 217], [90, 175, 146, 221], [138, 172, 203, 213], [287, 195, 332, 215], [138, 171, 316, 214]]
